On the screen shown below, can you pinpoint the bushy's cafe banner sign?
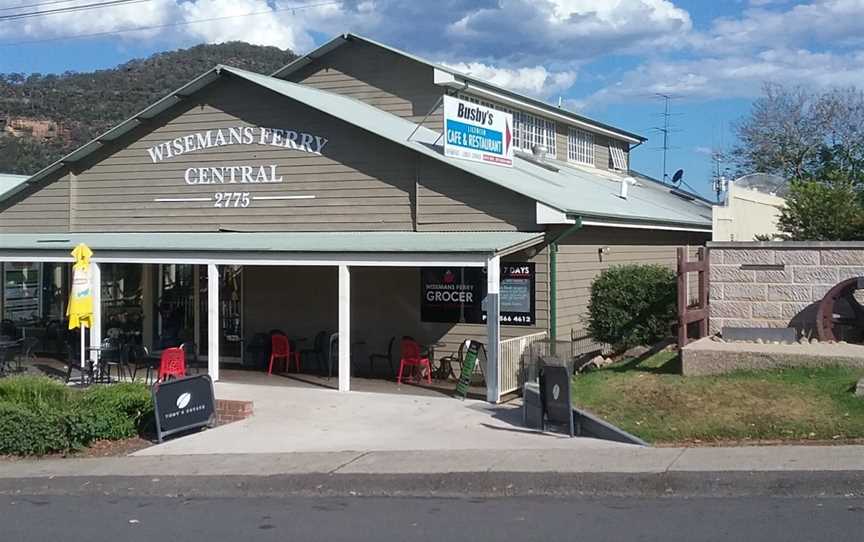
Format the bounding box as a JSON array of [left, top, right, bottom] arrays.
[[420, 263, 535, 325], [146, 125, 327, 207]]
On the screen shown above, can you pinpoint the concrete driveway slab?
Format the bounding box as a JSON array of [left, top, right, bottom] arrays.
[[134, 380, 629, 456]]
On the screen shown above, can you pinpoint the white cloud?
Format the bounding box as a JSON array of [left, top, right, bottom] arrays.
[[177, 0, 335, 51], [584, 48, 864, 106], [583, 0, 864, 107], [441, 62, 577, 99], [2, 0, 179, 41], [446, 0, 692, 63]]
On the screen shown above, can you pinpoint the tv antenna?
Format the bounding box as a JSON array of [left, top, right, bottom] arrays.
[[649, 93, 682, 183], [711, 150, 729, 203]]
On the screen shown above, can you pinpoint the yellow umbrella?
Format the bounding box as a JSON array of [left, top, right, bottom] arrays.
[[67, 243, 94, 369]]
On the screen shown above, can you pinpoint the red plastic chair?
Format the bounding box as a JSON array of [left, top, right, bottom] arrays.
[[268, 334, 299, 375], [397, 338, 431, 384], [158, 347, 186, 382]]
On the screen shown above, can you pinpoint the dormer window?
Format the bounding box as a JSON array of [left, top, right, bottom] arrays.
[[609, 140, 628, 170], [568, 127, 594, 166], [459, 94, 556, 158]]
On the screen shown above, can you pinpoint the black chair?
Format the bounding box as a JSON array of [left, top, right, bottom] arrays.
[[369, 336, 396, 378], [100, 337, 126, 382], [438, 340, 487, 383], [0, 343, 20, 377], [300, 331, 328, 374], [125, 344, 155, 384], [17, 336, 39, 372], [181, 341, 204, 374]]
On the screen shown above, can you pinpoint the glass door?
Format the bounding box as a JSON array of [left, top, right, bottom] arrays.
[[197, 265, 243, 363]]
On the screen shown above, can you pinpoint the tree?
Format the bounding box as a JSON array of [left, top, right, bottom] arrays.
[[776, 166, 864, 241], [733, 83, 864, 181]]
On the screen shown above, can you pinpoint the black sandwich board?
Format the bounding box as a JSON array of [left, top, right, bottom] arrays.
[[152, 374, 216, 443], [539, 359, 575, 437], [454, 340, 482, 400]]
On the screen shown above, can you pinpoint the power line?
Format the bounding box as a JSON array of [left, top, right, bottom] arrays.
[[0, 0, 153, 21], [0, 1, 341, 46], [0, 0, 99, 13]]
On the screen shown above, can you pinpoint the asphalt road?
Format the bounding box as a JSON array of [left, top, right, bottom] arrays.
[[2, 494, 862, 542]]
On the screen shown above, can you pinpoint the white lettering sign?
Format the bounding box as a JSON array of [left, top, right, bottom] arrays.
[[443, 95, 513, 167], [146, 125, 328, 163], [148, 125, 323, 207]]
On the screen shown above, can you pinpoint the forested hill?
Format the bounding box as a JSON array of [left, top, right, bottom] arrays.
[[0, 42, 297, 175]]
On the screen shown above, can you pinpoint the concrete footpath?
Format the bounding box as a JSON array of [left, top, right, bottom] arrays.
[[1, 445, 863, 478], [2, 446, 864, 498]]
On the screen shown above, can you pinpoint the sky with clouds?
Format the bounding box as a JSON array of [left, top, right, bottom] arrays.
[[2, 0, 863, 197]]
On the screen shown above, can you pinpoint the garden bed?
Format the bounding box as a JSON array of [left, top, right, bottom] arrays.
[[0, 376, 154, 457], [571, 351, 864, 445]]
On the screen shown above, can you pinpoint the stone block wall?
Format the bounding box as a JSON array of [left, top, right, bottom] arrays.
[[708, 242, 864, 336]]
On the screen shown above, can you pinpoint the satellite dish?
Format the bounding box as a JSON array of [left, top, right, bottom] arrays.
[[671, 169, 684, 186]]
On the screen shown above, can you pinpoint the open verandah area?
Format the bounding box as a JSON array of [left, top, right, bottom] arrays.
[[0, 232, 548, 403]]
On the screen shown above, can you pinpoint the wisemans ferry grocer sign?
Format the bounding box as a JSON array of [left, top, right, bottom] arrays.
[[443, 95, 514, 167]]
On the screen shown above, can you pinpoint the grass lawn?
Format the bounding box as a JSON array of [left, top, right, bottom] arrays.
[[571, 351, 864, 445]]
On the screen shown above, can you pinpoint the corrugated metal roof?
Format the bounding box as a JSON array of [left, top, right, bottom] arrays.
[[230, 67, 711, 229], [7, 65, 710, 230], [0, 231, 543, 254], [0, 173, 28, 200], [271, 33, 646, 144]]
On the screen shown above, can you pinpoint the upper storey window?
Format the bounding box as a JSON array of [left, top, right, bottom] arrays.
[[609, 140, 629, 170], [568, 127, 594, 166], [459, 94, 557, 158]]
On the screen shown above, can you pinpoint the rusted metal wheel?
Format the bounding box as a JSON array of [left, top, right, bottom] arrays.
[[816, 277, 864, 342]]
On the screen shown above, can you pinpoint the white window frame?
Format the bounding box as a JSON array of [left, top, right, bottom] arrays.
[[568, 127, 594, 166], [458, 94, 556, 158], [609, 139, 629, 170]]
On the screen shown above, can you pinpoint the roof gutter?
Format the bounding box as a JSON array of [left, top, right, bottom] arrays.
[[547, 217, 583, 355]]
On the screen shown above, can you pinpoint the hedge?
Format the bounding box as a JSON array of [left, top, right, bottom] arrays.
[[586, 264, 677, 350], [0, 376, 154, 456]]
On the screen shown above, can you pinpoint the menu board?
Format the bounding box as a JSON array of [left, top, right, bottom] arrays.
[[420, 263, 535, 326], [497, 262, 535, 326]]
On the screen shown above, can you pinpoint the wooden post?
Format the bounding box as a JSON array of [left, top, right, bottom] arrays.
[[676, 248, 687, 347], [697, 248, 709, 338]]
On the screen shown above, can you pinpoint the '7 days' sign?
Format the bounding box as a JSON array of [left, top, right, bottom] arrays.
[[443, 95, 513, 167], [146, 125, 327, 207]]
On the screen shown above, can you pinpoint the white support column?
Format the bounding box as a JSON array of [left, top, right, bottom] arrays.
[[89, 262, 102, 363], [485, 256, 501, 403], [207, 263, 220, 382], [338, 264, 351, 392]]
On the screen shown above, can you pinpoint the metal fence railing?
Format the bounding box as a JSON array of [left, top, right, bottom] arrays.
[[498, 332, 549, 396]]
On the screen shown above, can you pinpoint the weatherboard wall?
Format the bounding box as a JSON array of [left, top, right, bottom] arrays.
[[283, 38, 630, 171], [554, 226, 710, 354], [0, 174, 70, 232], [286, 39, 445, 132], [0, 76, 538, 234]]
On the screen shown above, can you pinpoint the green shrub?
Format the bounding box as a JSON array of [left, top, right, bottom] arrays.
[[0, 375, 71, 410], [0, 380, 153, 456], [587, 264, 677, 350], [0, 403, 68, 456], [77, 383, 153, 433]]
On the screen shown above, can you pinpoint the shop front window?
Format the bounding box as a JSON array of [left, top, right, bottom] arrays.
[[156, 264, 195, 349], [102, 263, 144, 345]]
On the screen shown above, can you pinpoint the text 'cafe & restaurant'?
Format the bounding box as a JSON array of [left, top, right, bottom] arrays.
[[0, 34, 711, 402]]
